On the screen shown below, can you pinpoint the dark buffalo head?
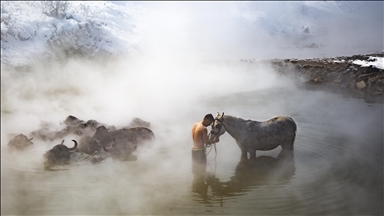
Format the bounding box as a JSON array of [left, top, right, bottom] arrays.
[[78, 135, 102, 155], [86, 119, 108, 129], [129, 118, 151, 128], [62, 115, 85, 127], [93, 126, 112, 145], [117, 127, 155, 146], [43, 140, 78, 168], [7, 134, 34, 151]]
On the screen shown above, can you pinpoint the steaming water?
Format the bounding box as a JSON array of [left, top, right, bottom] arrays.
[[1, 61, 383, 215]]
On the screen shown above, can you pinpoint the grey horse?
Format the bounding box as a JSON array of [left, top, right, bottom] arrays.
[[209, 112, 297, 159]]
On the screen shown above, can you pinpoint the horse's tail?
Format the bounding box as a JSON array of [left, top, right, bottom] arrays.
[[287, 116, 297, 132], [284, 116, 297, 150], [291, 130, 296, 149]]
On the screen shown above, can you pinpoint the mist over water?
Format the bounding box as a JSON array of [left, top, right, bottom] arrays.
[[135, 1, 383, 60], [1, 1, 383, 215]]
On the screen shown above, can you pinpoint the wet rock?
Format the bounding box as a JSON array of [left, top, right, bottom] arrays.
[[356, 81, 366, 90], [349, 81, 356, 89], [267, 52, 383, 102]]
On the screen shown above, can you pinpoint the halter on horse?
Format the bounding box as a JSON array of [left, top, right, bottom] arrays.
[[206, 113, 225, 160], [209, 112, 225, 140]]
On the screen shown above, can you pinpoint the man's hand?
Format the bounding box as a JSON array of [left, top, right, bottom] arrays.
[[212, 136, 219, 143]]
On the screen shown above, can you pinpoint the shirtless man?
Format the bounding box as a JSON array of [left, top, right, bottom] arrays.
[[191, 114, 219, 174]]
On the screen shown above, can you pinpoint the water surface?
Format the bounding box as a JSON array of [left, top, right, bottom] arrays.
[[2, 84, 383, 215]]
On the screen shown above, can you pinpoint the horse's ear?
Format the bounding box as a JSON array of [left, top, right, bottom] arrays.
[[222, 112, 224, 117]]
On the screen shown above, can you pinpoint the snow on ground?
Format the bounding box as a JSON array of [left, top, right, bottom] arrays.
[[352, 57, 384, 70], [1, 1, 141, 68], [1, 1, 382, 68], [332, 56, 384, 70]]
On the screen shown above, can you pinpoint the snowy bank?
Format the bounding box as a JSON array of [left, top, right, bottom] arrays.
[[1, 1, 141, 69], [352, 57, 384, 70], [269, 53, 384, 103]]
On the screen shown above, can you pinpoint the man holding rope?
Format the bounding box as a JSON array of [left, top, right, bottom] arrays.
[[191, 114, 219, 175]]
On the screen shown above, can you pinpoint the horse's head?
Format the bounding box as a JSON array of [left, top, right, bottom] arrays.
[[209, 112, 226, 140]]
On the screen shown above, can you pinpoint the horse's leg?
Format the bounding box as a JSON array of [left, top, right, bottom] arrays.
[[249, 149, 256, 159], [241, 149, 248, 159], [282, 134, 295, 150]]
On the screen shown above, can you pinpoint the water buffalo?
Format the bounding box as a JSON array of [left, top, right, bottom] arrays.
[[77, 125, 155, 162], [85, 119, 110, 130], [7, 134, 34, 151], [61, 115, 151, 135], [129, 117, 151, 128], [30, 125, 82, 141], [109, 127, 155, 145], [103, 140, 138, 161], [29, 121, 59, 141], [33, 116, 103, 141], [59, 115, 116, 137], [30, 117, 88, 141], [102, 127, 155, 161], [43, 139, 78, 168], [76, 136, 110, 164], [76, 126, 111, 156], [62, 115, 85, 127], [93, 126, 112, 144], [78, 135, 102, 155]]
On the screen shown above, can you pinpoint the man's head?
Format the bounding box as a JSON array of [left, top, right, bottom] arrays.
[[202, 114, 215, 127]]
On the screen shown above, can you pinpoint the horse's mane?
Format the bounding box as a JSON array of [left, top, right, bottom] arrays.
[[225, 115, 256, 123]]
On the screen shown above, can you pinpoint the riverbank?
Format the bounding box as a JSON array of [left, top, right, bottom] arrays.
[[266, 53, 384, 103]]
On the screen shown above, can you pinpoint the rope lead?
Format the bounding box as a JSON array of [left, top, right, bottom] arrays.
[[205, 143, 217, 160]]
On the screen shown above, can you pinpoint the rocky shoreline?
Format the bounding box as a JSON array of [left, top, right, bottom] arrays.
[[266, 53, 384, 103]]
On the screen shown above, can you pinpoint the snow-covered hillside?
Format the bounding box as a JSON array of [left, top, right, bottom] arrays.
[[1, 1, 383, 68], [1, 1, 141, 68]]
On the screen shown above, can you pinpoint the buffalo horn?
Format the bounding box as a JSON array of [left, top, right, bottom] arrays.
[[68, 140, 78, 151]]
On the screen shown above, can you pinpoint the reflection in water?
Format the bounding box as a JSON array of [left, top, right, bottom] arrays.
[[192, 149, 295, 205]]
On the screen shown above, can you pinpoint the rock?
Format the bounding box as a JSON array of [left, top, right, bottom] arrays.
[[349, 81, 356, 89], [356, 81, 366, 90], [268, 52, 383, 102], [367, 78, 372, 90]]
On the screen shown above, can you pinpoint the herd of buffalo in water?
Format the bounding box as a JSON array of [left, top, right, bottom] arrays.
[[6, 115, 155, 170]]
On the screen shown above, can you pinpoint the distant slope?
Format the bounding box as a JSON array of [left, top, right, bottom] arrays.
[[1, 1, 141, 68]]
